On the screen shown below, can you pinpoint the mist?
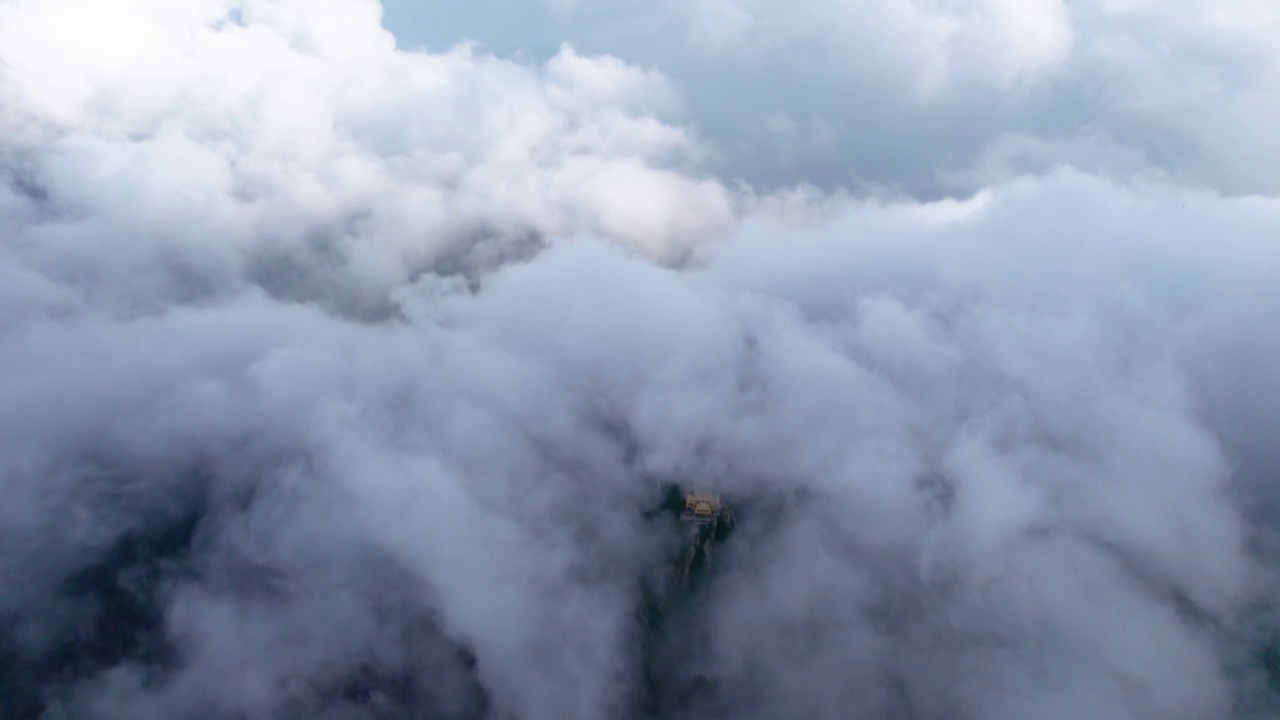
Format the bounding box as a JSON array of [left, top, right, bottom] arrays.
[[2, 1, 1280, 719]]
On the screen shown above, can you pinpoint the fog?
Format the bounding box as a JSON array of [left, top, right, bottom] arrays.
[[2, 1, 1279, 719]]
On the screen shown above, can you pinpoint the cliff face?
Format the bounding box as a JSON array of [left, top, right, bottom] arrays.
[[634, 484, 738, 719]]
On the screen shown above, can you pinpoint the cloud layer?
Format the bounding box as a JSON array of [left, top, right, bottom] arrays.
[[1, 0, 734, 325], [2, 1, 1280, 719], [384, 0, 1280, 197]]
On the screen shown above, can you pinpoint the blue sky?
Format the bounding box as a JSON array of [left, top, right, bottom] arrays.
[[381, 0, 562, 55]]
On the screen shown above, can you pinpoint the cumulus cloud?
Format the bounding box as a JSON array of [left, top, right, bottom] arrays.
[[3, 1, 1280, 720], [384, 0, 1280, 196], [0, 0, 734, 324], [5, 166, 1280, 718]]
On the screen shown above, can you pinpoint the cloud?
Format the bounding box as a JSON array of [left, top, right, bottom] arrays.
[[3, 1, 1280, 719], [676, 0, 1075, 94], [0, 0, 734, 325], [5, 168, 1280, 717], [382, 0, 1280, 197]]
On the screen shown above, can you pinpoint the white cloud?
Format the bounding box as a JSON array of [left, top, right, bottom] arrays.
[[676, 0, 1075, 96], [0, 0, 735, 325], [396, 0, 1280, 196], [5, 161, 1280, 716], [3, 1, 1280, 719]]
